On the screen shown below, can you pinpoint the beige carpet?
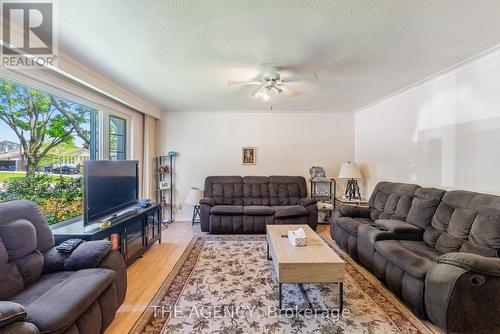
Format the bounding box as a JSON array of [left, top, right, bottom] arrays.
[[131, 234, 437, 334]]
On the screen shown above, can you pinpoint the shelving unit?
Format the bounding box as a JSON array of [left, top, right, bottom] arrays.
[[155, 154, 176, 226], [310, 178, 337, 223]]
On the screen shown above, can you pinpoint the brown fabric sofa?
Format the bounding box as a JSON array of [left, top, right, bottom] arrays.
[[331, 182, 500, 333], [331, 181, 421, 261], [200, 176, 317, 233], [0, 200, 127, 334]]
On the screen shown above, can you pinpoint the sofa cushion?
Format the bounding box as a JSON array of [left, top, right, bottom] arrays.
[[425, 191, 500, 255], [23, 269, 115, 333], [0, 219, 44, 291], [334, 217, 373, 236], [0, 219, 37, 261], [435, 232, 465, 253], [374, 219, 423, 234], [64, 241, 112, 271], [210, 205, 243, 215], [10, 272, 73, 306], [469, 214, 500, 249], [243, 206, 275, 216], [0, 200, 54, 253], [448, 208, 477, 238], [204, 176, 244, 205], [406, 188, 445, 229], [373, 191, 390, 213], [0, 236, 24, 299], [268, 176, 307, 206], [0, 263, 24, 299], [12, 251, 44, 285], [460, 240, 498, 257], [374, 240, 441, 279], [272, 205, 308, 218], [367, 182, 421, 221], [243, 177, 270, 206], [423, 226, 443, 248]]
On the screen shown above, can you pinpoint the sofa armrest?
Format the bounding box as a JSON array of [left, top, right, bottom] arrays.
[[64, 240, 112, 271], [425, 253, 500, 332], [199, 198, 216, 207], [97, 250, 127, 306], [374, 219, 423, 234], [334, 204, 371, 218], [200, 198, 216, 232], [0, 302, 26, 329], [437, 252, 500, 276], [357, 223, 424, 270], [298, 198, 316, 207], [298, 198, 318, 230], [0, 322, 39, 334], [44, 242, 127, 308]]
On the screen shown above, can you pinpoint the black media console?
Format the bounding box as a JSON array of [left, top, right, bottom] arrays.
[[52, 203, 162, 266]]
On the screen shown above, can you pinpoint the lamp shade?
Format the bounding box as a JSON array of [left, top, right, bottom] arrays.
[[338, 161, 362, 179], [184, 187, 203, 205]]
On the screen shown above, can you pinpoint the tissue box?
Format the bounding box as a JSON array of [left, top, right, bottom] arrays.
[[288, 230, 307, 247]]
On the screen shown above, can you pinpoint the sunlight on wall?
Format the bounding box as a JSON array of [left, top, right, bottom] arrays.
[[356, 47, 500, 197]]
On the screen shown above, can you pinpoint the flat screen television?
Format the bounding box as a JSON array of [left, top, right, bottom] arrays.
[[83, 160, 139, 225]]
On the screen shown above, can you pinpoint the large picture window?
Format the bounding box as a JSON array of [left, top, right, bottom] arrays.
[[0, 78, 98, 224], [0, 77, 129, 224], [109, 115, 126, 160]]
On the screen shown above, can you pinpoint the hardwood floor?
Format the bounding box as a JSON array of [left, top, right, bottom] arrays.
[[104, 222, 331, 334]]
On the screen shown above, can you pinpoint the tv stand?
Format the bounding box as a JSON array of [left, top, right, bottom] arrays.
[[52, 203, 162, 266], [108, 207, 138, 220]]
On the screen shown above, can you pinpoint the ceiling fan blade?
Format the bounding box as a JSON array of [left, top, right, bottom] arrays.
[[250, 82, 267, 97], [280, 85, 300, 97], [281, 72, 318, 83], [227, 80, 262, 86]]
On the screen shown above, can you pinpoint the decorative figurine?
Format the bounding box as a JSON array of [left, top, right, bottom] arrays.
[[309, 166, 326, 180]]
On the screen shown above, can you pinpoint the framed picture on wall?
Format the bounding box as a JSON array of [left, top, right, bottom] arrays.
[[242, 147, 256, 165], [159, 180, 170, 190]]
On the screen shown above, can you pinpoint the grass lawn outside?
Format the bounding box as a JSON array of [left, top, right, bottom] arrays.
[[0, 171, 76, 182]]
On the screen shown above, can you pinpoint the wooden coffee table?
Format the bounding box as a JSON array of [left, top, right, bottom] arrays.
[[266, 224, 345, 314]]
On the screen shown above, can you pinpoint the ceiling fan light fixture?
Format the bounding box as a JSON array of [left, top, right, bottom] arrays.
[[261, 84, 280, 109], [228, 65, 318, 110]]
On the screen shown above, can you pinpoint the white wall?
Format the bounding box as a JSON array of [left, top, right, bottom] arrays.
[[355, 48, 500, 197], [159, 112, 354, 219]]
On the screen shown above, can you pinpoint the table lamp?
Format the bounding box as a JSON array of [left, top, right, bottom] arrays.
[[184, 187, 203, 225], [338, 161, 362, 200]]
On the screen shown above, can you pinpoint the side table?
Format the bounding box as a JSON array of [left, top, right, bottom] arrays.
[[335, 198, 369, 208]]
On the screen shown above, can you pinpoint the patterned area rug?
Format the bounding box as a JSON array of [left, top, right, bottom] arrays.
[[131, 235, 436, 334]]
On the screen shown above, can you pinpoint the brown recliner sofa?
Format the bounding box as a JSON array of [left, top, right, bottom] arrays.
[[0, 200, 127, 334], [200, 176, 317, 233], [331, 181, 421, 261], [331, 182, 500, 333]]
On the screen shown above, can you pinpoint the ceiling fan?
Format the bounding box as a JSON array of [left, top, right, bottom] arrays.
[[227, 65, 318, 109]]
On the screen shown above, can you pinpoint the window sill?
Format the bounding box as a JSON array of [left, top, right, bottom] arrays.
[[49, 215, 83, 231]]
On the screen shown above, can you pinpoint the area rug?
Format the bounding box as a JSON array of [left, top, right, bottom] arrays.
[[131, 235, 436, 334]]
